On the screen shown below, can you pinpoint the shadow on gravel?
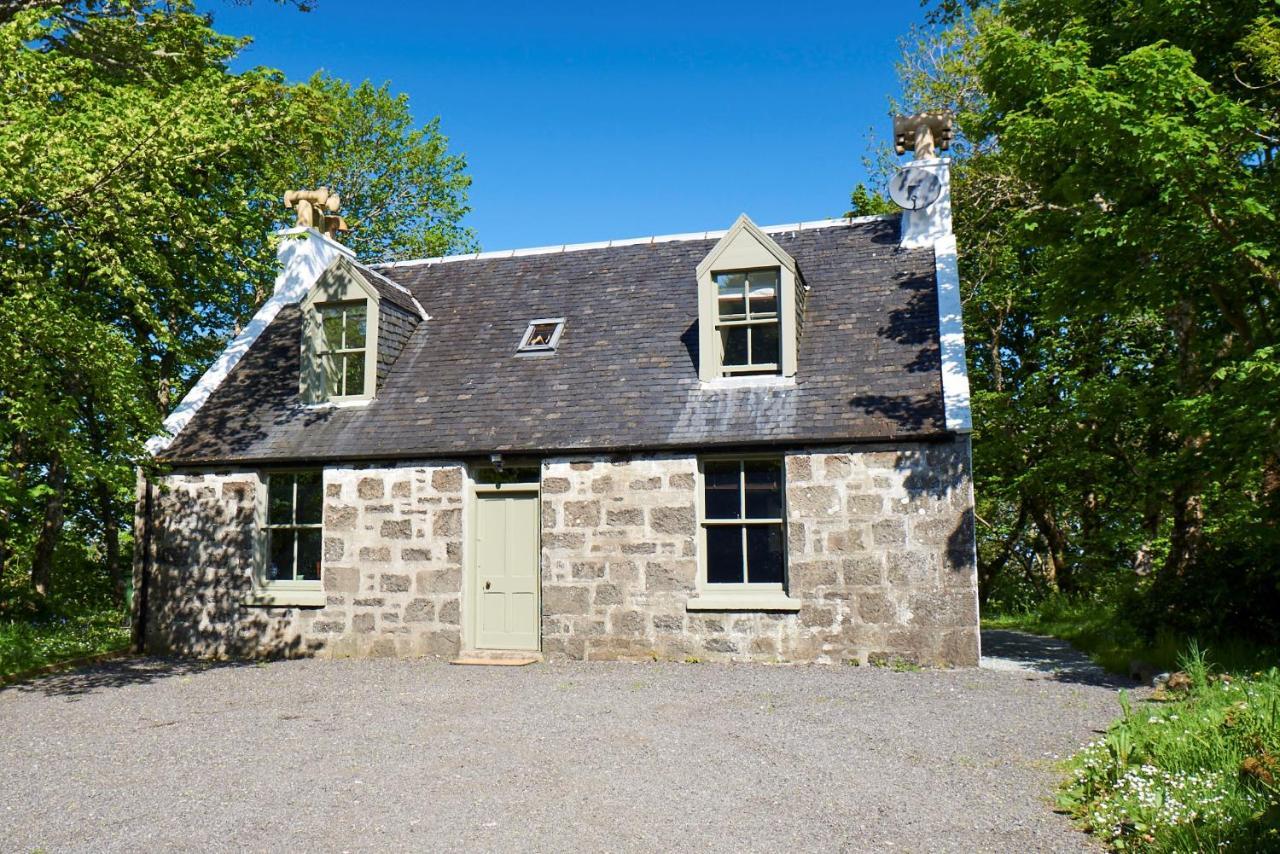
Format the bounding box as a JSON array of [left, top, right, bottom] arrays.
[[2, 657, 254, 700], [981, 629, 1136, 690]]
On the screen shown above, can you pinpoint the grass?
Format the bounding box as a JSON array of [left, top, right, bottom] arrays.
[[0, 584, 130, 680], [1059, 644, 1280, 852], [0, 606, 130, 679]]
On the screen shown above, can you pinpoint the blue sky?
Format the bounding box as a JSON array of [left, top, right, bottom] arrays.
[[202, 1, 923, 252]]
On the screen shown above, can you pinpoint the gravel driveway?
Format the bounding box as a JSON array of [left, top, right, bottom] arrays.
[[2, 635, 1128, 853]]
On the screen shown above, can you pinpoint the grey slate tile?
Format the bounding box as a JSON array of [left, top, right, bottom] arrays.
[[160, 217, 946, 464]]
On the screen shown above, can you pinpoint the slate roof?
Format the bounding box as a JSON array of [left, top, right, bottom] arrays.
[[351, 260, 423, 318], [159, 216, 948, 465]]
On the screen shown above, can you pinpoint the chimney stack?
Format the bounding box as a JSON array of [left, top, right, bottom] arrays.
[[891, 112, 954, 250]]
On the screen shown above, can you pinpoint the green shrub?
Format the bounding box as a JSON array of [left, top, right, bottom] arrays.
[[1060, 648, 1280, 852]]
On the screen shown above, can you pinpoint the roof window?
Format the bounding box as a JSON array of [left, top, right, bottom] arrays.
[[517, 318, 564, 354]]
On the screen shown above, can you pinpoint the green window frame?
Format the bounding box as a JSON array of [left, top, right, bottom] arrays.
[[713, 268, 781, 376], [317, 301, 368, 399], [700, 457, 787, 588], [262, 471, 323, 586]]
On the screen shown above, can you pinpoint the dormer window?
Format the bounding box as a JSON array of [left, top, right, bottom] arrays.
[[696, 215, 801, 382], [714, 269, 780, 375], [300, 256, 381, 404], [517, 317, 564, 354], [318, 301, 368, 397]]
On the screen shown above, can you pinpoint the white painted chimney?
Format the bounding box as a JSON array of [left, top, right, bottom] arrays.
[[892, 112, 954, 249], [889, 112, 971, 434]]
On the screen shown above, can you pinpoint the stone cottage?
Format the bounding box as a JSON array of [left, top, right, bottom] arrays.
[[135, 119, 977, 665]]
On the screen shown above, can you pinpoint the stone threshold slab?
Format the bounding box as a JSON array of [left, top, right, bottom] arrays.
[[450, 654, 541, 666]]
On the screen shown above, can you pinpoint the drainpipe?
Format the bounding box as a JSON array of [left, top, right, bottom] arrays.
[[132, 471, 153, 653]]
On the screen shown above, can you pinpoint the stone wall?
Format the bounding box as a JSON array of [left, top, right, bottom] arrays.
[[539, 455, 702, 661], [140, 439, 977, 666], [538, 439, 978, 666], [138, 462, 465, 659], [784, 440, 979, 666]]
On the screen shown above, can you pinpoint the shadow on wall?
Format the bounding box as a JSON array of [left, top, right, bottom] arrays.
[[144, 476, 317, 661], [895, 440, 977, 590], [2, 657, 254, 699]]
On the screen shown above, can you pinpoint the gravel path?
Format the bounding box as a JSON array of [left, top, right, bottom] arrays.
[[2, 640, 1126, 853], [980, 629, 1132, 688]]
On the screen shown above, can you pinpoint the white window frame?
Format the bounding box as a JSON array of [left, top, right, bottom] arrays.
[[687, 454, 799, 612], [517, 317, 565, 354], [246, 470, 326, 608]]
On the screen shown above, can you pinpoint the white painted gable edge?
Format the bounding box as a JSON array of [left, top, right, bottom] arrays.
[[933, 234, 971, 433], [146, 228, 353, 454]]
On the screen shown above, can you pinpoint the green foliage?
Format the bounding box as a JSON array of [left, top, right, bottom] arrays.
[[1060, 655, 1280, 852], [0, 538, 129, 678], [984, 592, 1279, 677], [281, 75, 476, 263], [0, 2, 472, 605], [886, 1, 1280, 643], [845, 182, 895, 218]]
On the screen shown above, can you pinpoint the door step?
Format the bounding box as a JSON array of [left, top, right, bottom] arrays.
[[450, 650, 542, 666]]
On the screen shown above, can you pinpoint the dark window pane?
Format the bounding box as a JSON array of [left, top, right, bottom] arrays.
[[721, 327, 749, 366], [715, 273, 746, 320], [706, 526, 745, 584], [295, 471, 322, 524], [475, 466, 540, 485], [343, 354, 365, 396], [296, 529, 322, 581], [750, 322, 779, 366], [268, 529, 295, 581], [746, 270, 778, 316], [344, 305, 367, 348], [704, 461, 741, 519], [320, 307, 343, 352], [743, 459, 783, 519], [267, 476, 293, 525], [746, 525, 784, 584]]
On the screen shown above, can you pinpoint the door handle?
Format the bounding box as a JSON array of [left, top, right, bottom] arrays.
[[484, 581, 491, 590]]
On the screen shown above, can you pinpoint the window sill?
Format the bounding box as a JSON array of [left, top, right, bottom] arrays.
[[243, 588, 326, 608], [301, 398, 373, 410], [700, 374, 795, 390], [686, 592, 801, 612]]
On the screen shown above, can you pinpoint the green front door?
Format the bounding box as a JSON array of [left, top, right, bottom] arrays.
[[473, 490, 540, 651]]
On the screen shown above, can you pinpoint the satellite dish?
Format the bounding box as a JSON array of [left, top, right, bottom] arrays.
[[888, 166, 942, 211]]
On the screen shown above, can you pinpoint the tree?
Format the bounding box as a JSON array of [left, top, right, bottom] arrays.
[[0, 1, 473, 605], [282, 75, 474, 265], [881, 1, 1280, 639]]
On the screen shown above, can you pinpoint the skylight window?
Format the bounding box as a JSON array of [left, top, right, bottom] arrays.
[[517, 318, 565, 353]]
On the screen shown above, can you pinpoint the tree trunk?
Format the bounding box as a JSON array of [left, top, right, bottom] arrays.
[[31, 456, 67, 598], [977, 499, 1028, 607], [1028, 498, 1072, 594], [1163, 485, 1204, 578]]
